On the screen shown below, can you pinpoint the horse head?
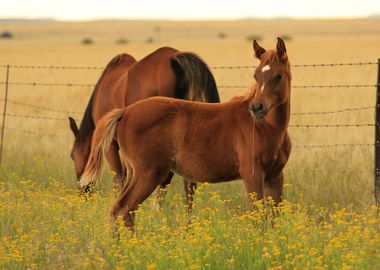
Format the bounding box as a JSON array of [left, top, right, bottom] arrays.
[[250, 37, 291, 120], [69, 117, 91, 180]]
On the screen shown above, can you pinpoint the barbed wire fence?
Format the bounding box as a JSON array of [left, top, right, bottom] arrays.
[[1, 60, 380, 204]]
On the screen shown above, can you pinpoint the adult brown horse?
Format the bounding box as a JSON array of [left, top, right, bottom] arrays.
[[69, 47, 220, 203], [80, 38, 292, 230]]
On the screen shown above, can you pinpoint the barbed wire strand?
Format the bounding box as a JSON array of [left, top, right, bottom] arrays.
[[292, 106, 375, 115], [289, 123, 375, 128], [1, 99, 374, 117], [6, 113, 78, 122], [292, 84, 378, 89], [0, 99, 82, 115], [5, 127, 72, 138], [4, 112, 377, 130], [0, 81, 94, 87], [293, 143, 376, 149], [5, 127, 375, 149], [181, 84, 380, 89], [0, 64, 103, 70], [0, 81, 377, 90], [0, 61, 377, 70], [287, 168, 370, 174], [211, 62, 378, 69]]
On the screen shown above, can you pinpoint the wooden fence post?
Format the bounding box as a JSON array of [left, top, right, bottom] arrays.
[[375, 59, 380, 206], [0, 64, 10, 165]]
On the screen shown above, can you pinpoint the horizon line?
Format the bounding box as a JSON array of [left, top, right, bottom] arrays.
[[1, 14, 379, 22]]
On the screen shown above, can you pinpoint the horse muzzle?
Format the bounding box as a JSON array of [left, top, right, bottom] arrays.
[[77, 183, 93, 195], [250, 102, 269, 120]]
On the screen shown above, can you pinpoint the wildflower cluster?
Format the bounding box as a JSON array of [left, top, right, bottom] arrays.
[[0, 179, 379, 269]]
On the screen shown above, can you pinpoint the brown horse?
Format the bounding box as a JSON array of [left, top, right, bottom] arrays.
[[69, 47, 220, 203], [80, 38, 292, 230]]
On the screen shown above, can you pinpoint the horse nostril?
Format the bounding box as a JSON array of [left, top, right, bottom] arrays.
[[252, 103, 264, 112]]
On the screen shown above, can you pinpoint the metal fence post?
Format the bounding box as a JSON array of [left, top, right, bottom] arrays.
[[0, 64, 10, 165], [375, 59, 380, 206]]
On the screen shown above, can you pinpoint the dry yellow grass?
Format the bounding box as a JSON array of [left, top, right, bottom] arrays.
[[1, 19, 380, 270], [0, 19, 380, 207]]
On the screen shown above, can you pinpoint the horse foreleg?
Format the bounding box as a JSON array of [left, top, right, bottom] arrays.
[[155, 171, 174, 209], [106, 141, 126, 191], [241, 166, 265, 202], [264, 172, 284, 205], [184, 179, 197, 210]]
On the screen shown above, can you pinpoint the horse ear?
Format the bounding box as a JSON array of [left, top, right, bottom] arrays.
[[69, 117, 79, 138], [276, 37, 287, 63], [253, 40, 266, 60]]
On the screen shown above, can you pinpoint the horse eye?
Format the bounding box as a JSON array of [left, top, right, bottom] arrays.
[[274, 74, 283, 82]]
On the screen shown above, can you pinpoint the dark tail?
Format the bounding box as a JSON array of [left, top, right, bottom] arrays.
[[171, 52, 220, 103]]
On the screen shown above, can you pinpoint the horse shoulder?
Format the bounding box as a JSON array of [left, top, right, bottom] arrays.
[[104, 53, 137, 74]]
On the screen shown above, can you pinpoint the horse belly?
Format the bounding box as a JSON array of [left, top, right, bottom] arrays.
[[173, 152, 240, 183]]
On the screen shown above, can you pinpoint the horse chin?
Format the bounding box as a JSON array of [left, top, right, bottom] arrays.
[[252, 111, 268, 121], [254, 116, 265, 121]]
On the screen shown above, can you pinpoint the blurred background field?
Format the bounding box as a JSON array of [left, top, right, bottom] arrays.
[[0, 18, 380, 269], [0, 19, 379, 207]]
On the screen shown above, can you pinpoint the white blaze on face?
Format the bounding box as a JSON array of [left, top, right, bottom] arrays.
[[260, 65, 270, 94], [262, 65, 271, 72]]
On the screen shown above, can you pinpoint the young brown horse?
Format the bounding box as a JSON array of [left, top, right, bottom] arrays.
[[80, 38, 292, 230], [69, 47, 220, 203]]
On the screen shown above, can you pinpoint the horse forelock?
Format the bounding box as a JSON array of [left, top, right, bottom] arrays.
[[260, 50, 291, 79], [261, 50, 280, 66]]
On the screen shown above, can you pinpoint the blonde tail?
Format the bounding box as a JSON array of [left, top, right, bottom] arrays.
[[79, 108, 125, 188]]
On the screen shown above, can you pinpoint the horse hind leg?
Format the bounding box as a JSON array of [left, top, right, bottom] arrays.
[[111, 168, 171, 233]]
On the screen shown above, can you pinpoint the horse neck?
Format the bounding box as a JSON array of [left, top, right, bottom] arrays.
[[76, 93, 96, 151], [250, 86, 291, 139], [77, 114, 95, 144], [266, 97, 290, 132]]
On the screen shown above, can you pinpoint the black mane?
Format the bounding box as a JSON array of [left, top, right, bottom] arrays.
[[75, 92, 95, 144]]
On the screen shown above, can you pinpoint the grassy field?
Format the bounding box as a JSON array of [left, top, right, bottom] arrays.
[[0, 19, 380, 269]]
